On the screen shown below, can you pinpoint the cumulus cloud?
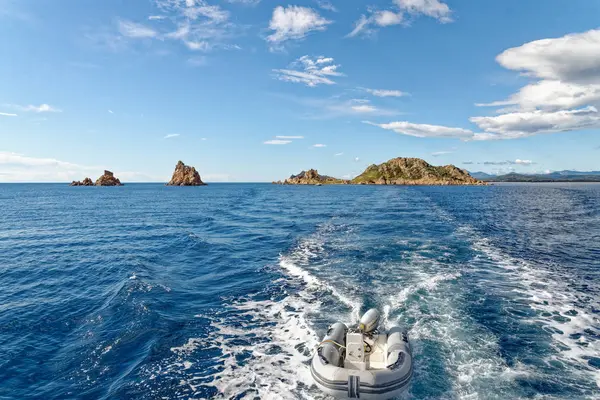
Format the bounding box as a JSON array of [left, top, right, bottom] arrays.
[[264, 139, 291, 145], [365, 88, 408, 97], [164, 133, 181, 139], [470, 106, 600, 140], [348, 0, 452, 37], [276, 135, 304, 139], [364, 120, 474, 139], [273, 55, 343, 87], [472, 29, 600, 139], [313, 144, 326, 148], [267, 6, 331, 44]]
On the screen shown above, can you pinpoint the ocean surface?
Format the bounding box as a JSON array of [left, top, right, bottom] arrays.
[[1, 183, 599, 400]]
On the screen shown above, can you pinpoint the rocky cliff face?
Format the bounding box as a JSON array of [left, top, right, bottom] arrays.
[[275, 169, 349, 185], [95, 170, 123, 186], [70, 177, 94, 186], [352, 158, 484, 185], [167, 161, 206, 186]]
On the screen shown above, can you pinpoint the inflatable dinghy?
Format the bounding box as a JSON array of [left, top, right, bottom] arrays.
[[311, 309, 413, 399]]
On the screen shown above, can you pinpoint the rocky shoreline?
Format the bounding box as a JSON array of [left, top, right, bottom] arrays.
[[70, 170, 123, 186]]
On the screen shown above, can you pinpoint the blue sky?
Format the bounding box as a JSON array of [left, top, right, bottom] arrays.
[[1, 0, 600, 182]]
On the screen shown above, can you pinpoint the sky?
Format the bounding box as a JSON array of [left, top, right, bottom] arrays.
[[1, 0, 600, 182]]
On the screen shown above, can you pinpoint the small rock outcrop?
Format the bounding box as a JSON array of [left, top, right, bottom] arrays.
[[167, 161, 206, 186], [275, 169, 349, 185], [70, 177, 94, 186], [95, 170, 123, 186]]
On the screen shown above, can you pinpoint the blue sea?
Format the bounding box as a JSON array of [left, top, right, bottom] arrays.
[[1, 183, 599, 400]]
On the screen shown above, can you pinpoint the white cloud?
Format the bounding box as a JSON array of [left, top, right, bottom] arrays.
[[12, 104, 61, 113], [108, 110, 114, 114], [0, 112, 18, 117], [394, 0, 453, 23], [335, 152, 344, 156], [264, 139, 292, 145], [351, 104, 377, 113], [276, 135, 304, 139], [365, 120, 474, 139], [313, 144, 327, 147], [188, 56, 208, 66], [226, 0, 261, 4], [374, 10, 403, 27], [515, 159, 533, 165], [115, 1, 235, 53], [354, 157, 360, 162], [470, 106, 600, 140], [315, 0, 337, 12], [349, 0, 451, 37], [472, 29, 600, 139], [267, 6, 331, 44], [431, 151, 452, 156], [0, 151, 99, 182], [274, 55, 343, 87], [365, 88, 408, 97], [164, 133, 181, 139], [118, 20, 158, 38], [201, 137, 208, 140]]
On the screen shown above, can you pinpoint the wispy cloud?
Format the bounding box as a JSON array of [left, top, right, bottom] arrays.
[[364, 120, 474, 139], [313, 143, 327, 148], [274, 55, 343, 87], [118, 19, 158, 38], [0, 112, 18, 117], [431, 151, 453, 156], [468, 160, 536, 166], [267, 5, 331, 45], [276, 135, 304, 139], [365, 88, 409, 97], [108, 109, 114, 114], [8, 104, 62, 113], [148, 15, 167, 20], [354, 157, 360, 161], [164, 133, 181, 139], [315, 0, 337, 12], [264, 139, 292, 145], [348, 0, 452, 37], [335, 152, 344, 156]]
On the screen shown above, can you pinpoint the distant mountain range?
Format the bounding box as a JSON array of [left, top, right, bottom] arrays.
[[470, 170, 600, 182]]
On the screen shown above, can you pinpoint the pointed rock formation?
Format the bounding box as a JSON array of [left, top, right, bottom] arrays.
[[95, 170, 123, 186], [70, 177, 94, 186], [167, 161, 206, 186]]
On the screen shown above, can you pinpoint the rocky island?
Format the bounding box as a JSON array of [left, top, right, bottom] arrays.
[[96, 170, 123, 186], [274, 169, 348, 185], [275, 157, 485, 186], [167, 161, 206, 186], [70, 171, 123, 186], [70, 177, 94, 186]]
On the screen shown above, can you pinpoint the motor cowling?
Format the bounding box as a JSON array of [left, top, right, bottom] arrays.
[[358, 308, 380, 333], [318, 322, 348, 366]]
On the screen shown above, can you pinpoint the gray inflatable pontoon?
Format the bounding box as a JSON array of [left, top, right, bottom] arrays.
[[311, 309, 413, 399]]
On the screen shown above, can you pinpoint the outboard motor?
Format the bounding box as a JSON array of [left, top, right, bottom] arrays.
[[359, 309, 380, 333], [318, 322, 348, 366]]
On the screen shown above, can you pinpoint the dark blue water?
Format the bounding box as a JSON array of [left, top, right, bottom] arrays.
[[1, 183, 599, 399]]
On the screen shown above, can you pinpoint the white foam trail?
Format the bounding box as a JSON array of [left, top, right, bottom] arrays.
[[469, 233, 600, 388], [148, 221, 363, 399]]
